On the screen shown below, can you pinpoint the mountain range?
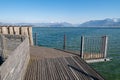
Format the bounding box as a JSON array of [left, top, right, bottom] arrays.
[[79, 18, 120, 27], [1, 18, 120, 27]]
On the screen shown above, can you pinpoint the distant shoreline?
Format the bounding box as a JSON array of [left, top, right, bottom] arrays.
[[33, 26, 120, 29]]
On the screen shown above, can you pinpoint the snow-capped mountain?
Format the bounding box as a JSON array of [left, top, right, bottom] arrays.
[[79, 18, 120, 27]]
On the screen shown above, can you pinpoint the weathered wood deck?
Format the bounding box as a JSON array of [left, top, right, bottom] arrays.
[[24, 46, 104, 80]]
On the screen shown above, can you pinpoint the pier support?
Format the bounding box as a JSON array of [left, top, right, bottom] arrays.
[[63, 34, 66, 50], [34, 33, 37, 46], [80, 36, 84, 58]]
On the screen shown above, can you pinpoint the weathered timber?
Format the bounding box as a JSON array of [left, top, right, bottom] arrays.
[[1, 27, 8, 34], [0, 26, 33, 45], [28, 27, 33, 46], [21, 27, 28, 36], [8, 27, 14, 34], [0, 35, 30, 80], [24, 46, 105, 80], [13, 27, 20, 35]]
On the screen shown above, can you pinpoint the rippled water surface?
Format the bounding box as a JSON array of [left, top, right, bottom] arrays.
[[33, 27, 120, 80]]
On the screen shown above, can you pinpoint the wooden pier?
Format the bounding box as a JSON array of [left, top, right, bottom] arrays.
[[24, 46, 105, 80], [0, 27, 108, 80], [0, 26, 33, 45]]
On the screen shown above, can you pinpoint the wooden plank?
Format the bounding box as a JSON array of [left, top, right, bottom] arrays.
[[65, 57, 90, 80], [56, 58, 70, 80], [73, 56, 104, 80], [53, 58, 66, 80], [45, 59, 49, 80], [47, 59, 58, 80], [58, 57, 77, 80], [24, 47, 105, 80]]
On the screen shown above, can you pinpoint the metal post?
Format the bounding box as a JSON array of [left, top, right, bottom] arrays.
[[80, 36, 84, 58], [102, 36, 108, 58], [34, 33, 37, 46], [63, 34, 66, 50]]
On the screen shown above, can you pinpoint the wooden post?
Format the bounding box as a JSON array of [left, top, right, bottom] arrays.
[[9, 27, 14, 34], [28, 27, 33, 45], [63, 34, 66, 50], [13, 27, 20, 35], [80, 36, 84, 58], [0, 26, 34, 45], [21, 27, 29, 36], [102, 36, 108, 58], [34, 33, 37, 46], [0, 27, 2, 33], [24, 27, 29, 36], [2, 27, 8, 34]]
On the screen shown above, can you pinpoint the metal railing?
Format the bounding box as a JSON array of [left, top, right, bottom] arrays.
[[33, 33, 108, 60], [80, 36, 108, 60]]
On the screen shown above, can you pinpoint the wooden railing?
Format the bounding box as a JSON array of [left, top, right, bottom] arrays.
[[0, 35, 30, 80]]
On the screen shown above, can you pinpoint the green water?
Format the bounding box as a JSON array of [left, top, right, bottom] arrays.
[[33, 27, 120, 80]]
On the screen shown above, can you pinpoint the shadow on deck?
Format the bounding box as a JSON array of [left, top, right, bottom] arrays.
[[24, 46, 105, 80]]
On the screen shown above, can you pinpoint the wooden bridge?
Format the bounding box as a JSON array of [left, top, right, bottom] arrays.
[[24, 46, 105, 80]]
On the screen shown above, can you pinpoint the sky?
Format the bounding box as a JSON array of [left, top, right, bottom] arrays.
[[0, 0, 120, 24]]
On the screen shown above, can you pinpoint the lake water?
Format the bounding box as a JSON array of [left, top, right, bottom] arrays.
[[33, 27, 120, 80]]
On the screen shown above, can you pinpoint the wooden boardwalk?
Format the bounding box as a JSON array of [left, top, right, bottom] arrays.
[[24, 46, 104, 80]]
